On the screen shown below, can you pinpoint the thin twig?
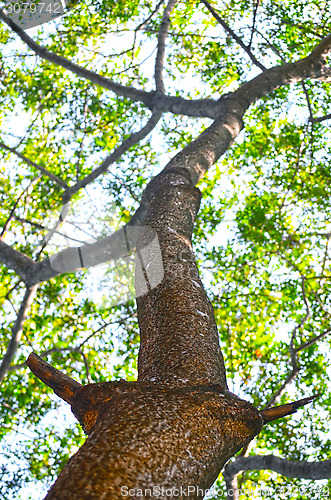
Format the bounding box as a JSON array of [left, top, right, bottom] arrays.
[[79, 349, 92, 383], [8, 346, 80, 371], [66, 111, 162, 198], [200, 0, 267, 71], [14, 217, 87, 244], [248, 0, 261, 49], [0, 8, 151, 107], [0, 141, 68, 189], [133, 0, 165, 61], [0, 176, 41, 237], [301, 81, 314, 121], [78, 320, 121, 348], [279, 136, 305, 211], [263, 277, 310, 409], [295, 328, 331, 352]]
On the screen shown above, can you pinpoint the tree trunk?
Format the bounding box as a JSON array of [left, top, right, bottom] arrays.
[[43, 168, 263, 500]]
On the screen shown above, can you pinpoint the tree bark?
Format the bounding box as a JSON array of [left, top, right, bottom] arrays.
[[13, 19, 330, 499], [42, 168, 263, 500]]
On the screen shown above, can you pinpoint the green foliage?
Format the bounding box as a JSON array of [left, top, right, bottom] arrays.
[[0, 0, 331, 497]]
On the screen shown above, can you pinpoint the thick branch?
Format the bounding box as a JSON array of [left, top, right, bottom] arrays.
[[0, 8, 219, 119], [224, 455, 331, 481], [26, 352, 82, 404], [0, 285, 38, 382], [234, 34, 331, 107], [1, 7, 330, 121], [1, 36, 331, 285], [0, 240, 35, 282]]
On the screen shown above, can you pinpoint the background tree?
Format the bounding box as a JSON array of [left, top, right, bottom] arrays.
[[0, 0, 331, 498]]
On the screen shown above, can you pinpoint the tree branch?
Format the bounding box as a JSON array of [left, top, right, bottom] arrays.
[[248, 0, 261, 49], [224, 473, 239, 500], [0, 141, 68, 189], [0, 8, 219, 119], [26, 352, 82, 404], [233, 34, 331, 108], [154, 0, 176, 93], [260, 394, 320, 424], [1, 36, 331, 285], [8, 346, 80, 371], [0, 240, 35, 283], [8, 320, 121, 371], [1, 176, 41, 237], [200, 0, 267, 71], [263, 277, 310, 409], [65, 111, 162, 199], [135, 0, 165, 33], [0, 9, 150, 104], [2, 7, 330, 120], [295, 328, 331, 352], [14, 217, 87, 244], [310, 113, 331, 123], [0, 285, 38, 382], [223, 455, 331, 481], [264, 366, 299, 410]]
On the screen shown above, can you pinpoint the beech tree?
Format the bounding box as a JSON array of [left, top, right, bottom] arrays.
[[0, 0, 331, 498]]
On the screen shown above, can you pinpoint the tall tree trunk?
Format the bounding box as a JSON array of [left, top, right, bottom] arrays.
[[42, 167, 263, 500]]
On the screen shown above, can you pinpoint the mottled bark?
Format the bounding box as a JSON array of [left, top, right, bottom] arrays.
[[11, 13, 329, 497], [41, 165, 263, 499], [136, 176, 227, 387], [44, 383, 262, 499], [33, 165, 317, 499]]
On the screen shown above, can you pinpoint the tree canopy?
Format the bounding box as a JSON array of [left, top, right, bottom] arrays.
[[0, 0, 331, 498]]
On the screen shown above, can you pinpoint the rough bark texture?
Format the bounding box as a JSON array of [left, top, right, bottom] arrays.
[[43, 170, 263, 499], [136, 177, 226, 386], [46, 383, 262, 499], [1, 5, 330, 495]]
